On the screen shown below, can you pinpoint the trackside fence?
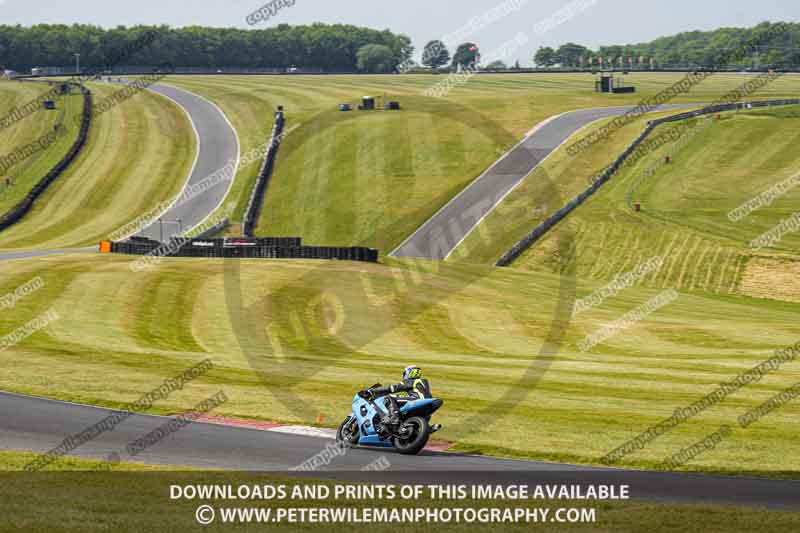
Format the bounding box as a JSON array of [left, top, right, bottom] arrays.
[[243, 109, 285, 237], [495, 98, 800, 267], [0, 83, 92, 232], [108, 237, 379, 263]]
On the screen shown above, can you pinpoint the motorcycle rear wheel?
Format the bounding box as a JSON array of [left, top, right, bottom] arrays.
[[393, 416, 429, 455]]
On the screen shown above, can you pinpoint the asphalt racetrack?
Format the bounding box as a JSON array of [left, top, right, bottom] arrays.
[[0, 81, 240, 250], [125, 81, 239, 242], [391, 103, 700, 260], [1, 391, 798, 509]]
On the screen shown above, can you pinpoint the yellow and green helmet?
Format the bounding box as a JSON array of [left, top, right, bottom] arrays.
[[403, 365, 422, 380]]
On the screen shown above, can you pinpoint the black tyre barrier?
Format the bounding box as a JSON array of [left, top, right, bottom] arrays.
[[243, 110, 285, 237], [109, 236, 379, 263], [496, 98, 800, 267], [0, 84, 92, 232]]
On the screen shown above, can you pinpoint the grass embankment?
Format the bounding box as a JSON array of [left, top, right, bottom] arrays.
[[509, 105, 800, 300], [164, 73, 800, 252], [1, 253, 798, 477], [2, 74, 800, 481], [450, 109, 691, 264], [0, 450, 182, 471], [0, 81, 81, 215], [0, 81, 195, 250]]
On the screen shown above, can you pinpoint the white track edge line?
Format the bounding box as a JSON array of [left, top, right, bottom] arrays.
[[0, 389, 326, 439], [387, 111, 568, 258], [442, 114, 610, 261], [173, 85, 242, 235], [442, 103, 704, 261], [115, 82, 201, 241]]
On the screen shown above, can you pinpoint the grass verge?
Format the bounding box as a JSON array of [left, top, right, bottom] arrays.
[[0, 82, 195, 249], [0, 253, 797, 477]]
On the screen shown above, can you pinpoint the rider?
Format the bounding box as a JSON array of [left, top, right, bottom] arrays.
[[360, 365, 431, 428]]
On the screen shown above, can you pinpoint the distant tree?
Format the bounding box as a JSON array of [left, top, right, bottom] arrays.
[[512, 60, 521, 70], [555, 43, 591, 67], [422, 40, 450, 69], [452, 42, 479, 69], [588, 21, 799, 69], [534, 46, 556, 67], [761, 49, 785, 68], [662, 51, 682, 67], [396, 58, 418, 73], [3, 21, 797, 73], [598, 45, 624, 63], [392, 34, 414, 65], [0, 23, 415, 72], [356, 44, 396, 73], [485, 60, 507, 70]]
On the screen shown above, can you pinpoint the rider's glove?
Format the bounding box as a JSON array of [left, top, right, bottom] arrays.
[[358, 389, 372, 400]]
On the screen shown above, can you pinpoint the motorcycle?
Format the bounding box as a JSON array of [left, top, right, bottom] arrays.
[[335, 384, 443, 455]]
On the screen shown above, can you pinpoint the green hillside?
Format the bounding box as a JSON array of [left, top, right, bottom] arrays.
[[0, 252, 798, 476], [516, 105, 800, 304], [0, 81, 80, 217], [0, 82, 195, 249], [165, 72, 800, 251]]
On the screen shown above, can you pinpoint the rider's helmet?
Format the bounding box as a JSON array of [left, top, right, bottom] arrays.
[[403, 365, 422, 380]]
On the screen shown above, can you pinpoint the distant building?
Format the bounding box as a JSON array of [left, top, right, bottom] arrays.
[[31, 66, 66, 76]]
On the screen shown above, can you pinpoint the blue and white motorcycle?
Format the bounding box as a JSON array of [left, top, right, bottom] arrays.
[[336, 385, 443, 455]]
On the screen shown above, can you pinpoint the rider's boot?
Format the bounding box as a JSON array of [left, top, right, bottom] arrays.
[[383, 398, 402, 428], [377, 415, 399, 438], [380, 413, 400, 431]]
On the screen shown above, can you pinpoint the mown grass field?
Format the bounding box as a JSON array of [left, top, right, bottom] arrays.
[[0, 81, 195, 250], [164, 73, 800, 252], [1, 252, 798, 477], [503, 105, 800, 302], [450, 108, 691, 264], [0, 81, 82, 215], [1, 74, 799, 485], [0, 450, 180, 471]]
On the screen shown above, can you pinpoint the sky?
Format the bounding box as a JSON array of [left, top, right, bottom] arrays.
[[0, 0, 797, 64]]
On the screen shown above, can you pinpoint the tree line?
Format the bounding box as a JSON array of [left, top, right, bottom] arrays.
[[1, 21, 796, 74], [533, 21, 800, 69], [0, 23, 413, 73], [416, 40, 520, 71]]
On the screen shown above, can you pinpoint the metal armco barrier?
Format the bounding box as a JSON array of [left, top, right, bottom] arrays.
[[106, 236, 379, 263], [243, 109, 285, 237], [496, 98, 800, 267], [0, 84, 92, 232]]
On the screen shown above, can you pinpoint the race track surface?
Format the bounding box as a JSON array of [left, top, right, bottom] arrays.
[[124, 82, 239, 242], [0, 247, 96, 261], [391, 103, 700, 260], [1, 391, 798, 509], [0, 81, 238, 248]]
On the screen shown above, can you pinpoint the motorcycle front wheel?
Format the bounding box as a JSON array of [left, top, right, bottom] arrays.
[[336, 417, 360, 448], [393, 416, 429, 455]]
